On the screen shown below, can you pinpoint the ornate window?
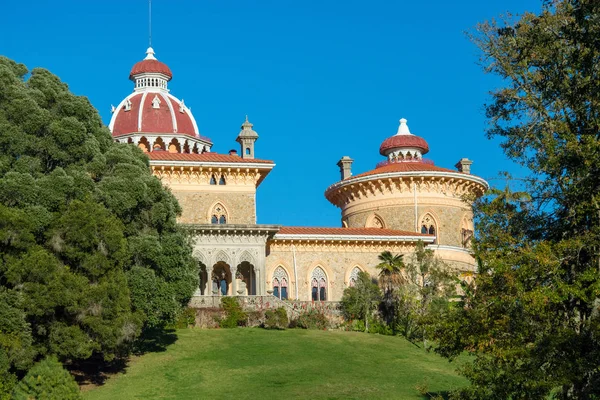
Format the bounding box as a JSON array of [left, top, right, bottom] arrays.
[[366, 214, 385, 229], [245, 148, 251, 155], [460, 216, 474, 248], [218, 175, 226, 185], [311, 267, 327, 301], [420, 213, 437, 244], [210, 174, 217, 185], [272, 267, 289, 300], [349, 266, 361, 287], [210, 203, 228, 225]]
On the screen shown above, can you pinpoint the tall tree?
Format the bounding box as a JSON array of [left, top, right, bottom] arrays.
[[0, 56, 197, 394], [340, 271, 381, 332], [433, 1, 600, 398], [376, 251, 405, 327]]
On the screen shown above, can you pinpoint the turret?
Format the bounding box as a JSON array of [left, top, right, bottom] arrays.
[[236, 116, 258, 159]]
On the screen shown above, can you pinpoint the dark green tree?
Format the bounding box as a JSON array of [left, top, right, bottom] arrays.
[[12, 356, 81, 400], [340, 271, 381, 332], [0, 56, 197, 382], [433, 1, 600, 398]]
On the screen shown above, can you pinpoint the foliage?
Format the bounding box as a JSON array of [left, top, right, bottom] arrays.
[[340, 272, 381, 332], [169, 307, 197, 329], [290, 309, 329, 330], [84, 329, 468, 399], [12, 356, 81, 400], [0, 56, 197, 376], [432, 1, 600, 398], [396, 241, 456, 344], [218, 297, 247, 328], [263, 307, 288, 330], [376, 250, 405, 327]]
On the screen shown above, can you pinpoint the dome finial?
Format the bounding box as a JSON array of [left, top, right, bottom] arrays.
[[396, 118, 411, 135], [145, 47, 157, 60]]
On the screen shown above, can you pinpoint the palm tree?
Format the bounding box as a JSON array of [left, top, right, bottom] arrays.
[[376, 251, 405, 293]]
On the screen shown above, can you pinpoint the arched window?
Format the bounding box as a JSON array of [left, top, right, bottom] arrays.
[[272, 267, 289, 300], [460, 216, 474, 248], [420, 213, 438, 244], [210, 175, 217, 185], [218, 175, 226, 185], [210, 203, 228, 225], [366, 214, 385, 229], [349, 266, 361, 287], [311, 267, 327, 301], [245, 147, 251, 155]]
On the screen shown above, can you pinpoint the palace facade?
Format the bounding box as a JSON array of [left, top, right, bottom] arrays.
[[109, 48, 488, 302]]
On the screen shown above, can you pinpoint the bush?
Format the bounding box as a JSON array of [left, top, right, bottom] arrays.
[[218, 297, 247, 328], [12, 356, 81, 400], [170, 307, 196, 329], [290, 309, 328, 330], [263, 307, 288, 330]]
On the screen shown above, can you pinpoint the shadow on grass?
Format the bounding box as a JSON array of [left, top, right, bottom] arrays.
[[71, 328, 179, 389], [132, 328, 178, 355]]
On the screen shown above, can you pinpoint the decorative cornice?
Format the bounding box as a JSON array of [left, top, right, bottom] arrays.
[[325, 172, 488, 208], [272, 233, 435, 243]]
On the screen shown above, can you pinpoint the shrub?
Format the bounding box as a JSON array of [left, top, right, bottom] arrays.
[[12, 356, 81, 400], [170, 307, 197, 329], [263, 307, 288, 330], [218, 297, 247, 328], [291, 309, 328, 330]]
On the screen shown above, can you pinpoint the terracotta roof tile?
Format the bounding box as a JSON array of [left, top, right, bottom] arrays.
[[351, 162, 457, 179], [276, 226, 432, 237], [147, 152, 274, 164]]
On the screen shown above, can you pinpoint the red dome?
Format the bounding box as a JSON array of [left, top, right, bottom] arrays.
[[379, 134, 429, 156], [129, 59, 173, 81], [110, 92, 199, 137]]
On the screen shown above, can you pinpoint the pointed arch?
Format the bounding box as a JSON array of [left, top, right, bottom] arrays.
[[168, 138, 181, 153], [208, 201, 229, 225], [213, 250, 231, 266], [347, 265, 363, 287], [138, 136, 150, 153], [310, 266, 328, 301], [152, 137, 165, 151], [238, 250, 255, 266], [365, 213, 386, 229], [272, 266, 289, 300], [419, 212, 439, 244], [460, 214, 474, 248]]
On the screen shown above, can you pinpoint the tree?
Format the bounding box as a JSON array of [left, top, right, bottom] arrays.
[[376, 251, 405, 327], [433, 1, 600, 398], [0, 55, 197, 381], [340, 271, 381, 332], [12, 356, 81, 400], [397, 241, 455, 344]]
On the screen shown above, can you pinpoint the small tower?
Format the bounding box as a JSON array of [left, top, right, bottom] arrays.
[[236, 116, 258, 159]]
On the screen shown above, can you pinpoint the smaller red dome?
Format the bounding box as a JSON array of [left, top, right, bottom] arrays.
[[129, 59, 172, 81], [379, 135, 429, 156]]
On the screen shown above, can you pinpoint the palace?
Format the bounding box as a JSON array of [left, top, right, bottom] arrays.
[[109, 47, 488, 302]]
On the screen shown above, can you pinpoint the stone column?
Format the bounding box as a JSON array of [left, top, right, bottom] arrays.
[[231, 265, 237, 296], [205, 265, 213, 296]]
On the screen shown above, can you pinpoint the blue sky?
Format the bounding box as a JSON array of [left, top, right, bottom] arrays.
[[1, 0, 541, 227]]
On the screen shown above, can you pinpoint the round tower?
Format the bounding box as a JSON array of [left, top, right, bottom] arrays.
[[325, 118, 488, 271]]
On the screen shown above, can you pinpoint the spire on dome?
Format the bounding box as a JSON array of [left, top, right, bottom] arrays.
[[145, 47, 157, 60], [396, 118, 411, 135]]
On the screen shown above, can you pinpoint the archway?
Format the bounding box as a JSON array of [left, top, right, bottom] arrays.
[[212, 262, 232, 296], [237, 262, 256, 295]]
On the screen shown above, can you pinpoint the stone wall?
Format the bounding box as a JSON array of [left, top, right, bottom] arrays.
[[173, 191, 256, 224], [345, 203, 472, 247]]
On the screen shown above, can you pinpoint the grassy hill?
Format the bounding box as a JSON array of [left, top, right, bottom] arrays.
[[84, 329, 467, 399]]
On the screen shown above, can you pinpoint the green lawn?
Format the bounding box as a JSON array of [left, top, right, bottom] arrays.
[[84, 329, 467, 400]]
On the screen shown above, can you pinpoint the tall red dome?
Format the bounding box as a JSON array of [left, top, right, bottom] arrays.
[[109, 48, 211, 152]]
